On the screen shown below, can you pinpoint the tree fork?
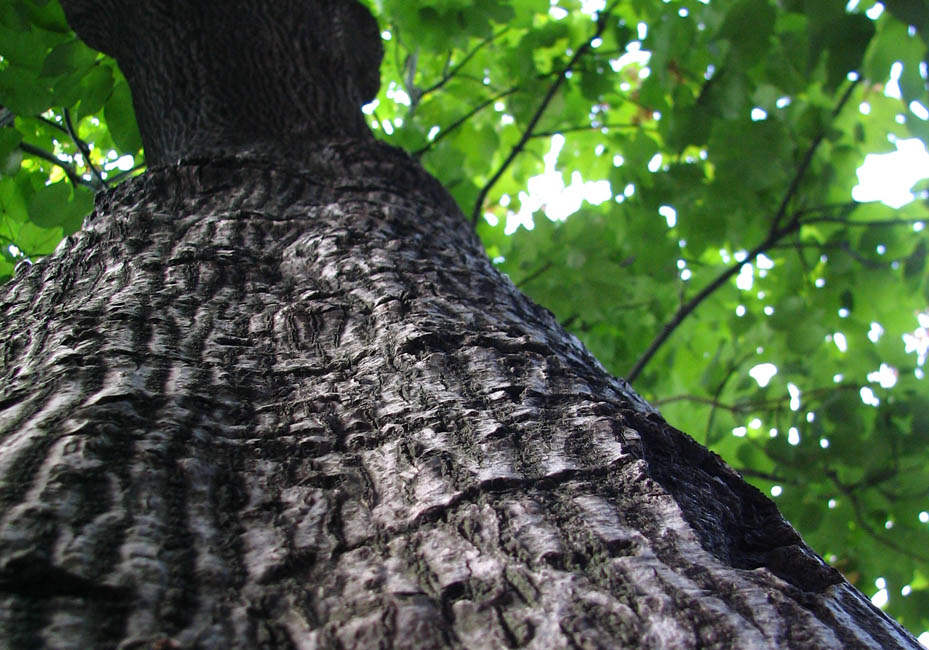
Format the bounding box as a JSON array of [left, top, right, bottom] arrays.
[[0, 1, 921, 648]]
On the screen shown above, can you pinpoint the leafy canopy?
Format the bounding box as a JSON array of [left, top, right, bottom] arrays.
[[1, 0, 928, 636]]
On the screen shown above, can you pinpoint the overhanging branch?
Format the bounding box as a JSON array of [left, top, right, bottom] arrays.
[[18, 142, 95, 190], [469, 3, 620, 225], [625, 81, 860, 384]]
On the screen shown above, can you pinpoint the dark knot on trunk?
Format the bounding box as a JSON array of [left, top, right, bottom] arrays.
[[60, 0, 384, 165]]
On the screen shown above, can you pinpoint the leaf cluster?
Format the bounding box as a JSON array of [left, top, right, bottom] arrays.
[[0, 0, 143, 276]]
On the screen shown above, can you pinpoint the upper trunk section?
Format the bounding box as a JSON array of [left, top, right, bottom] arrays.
[[59, 0, 383, 164]]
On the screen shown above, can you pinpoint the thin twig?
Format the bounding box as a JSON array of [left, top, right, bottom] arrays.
[[414, 65, 588, 157], [419, 27, 510, 98], [528, 122, 647, 138], [36, 114, 69, 135], [469, 3, 620, 225], [794, 201, 860, 216], [413, 87, 519, 157], [838, 477, 929, 564], [773, 240, 892, 269], [63, 109, 108, 188], [734, 467, 804, 486], [515, 261, 554, 288], [703, 357, 747, 443]]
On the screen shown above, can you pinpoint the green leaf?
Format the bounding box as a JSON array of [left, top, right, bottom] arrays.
[[0, 64, 52, 115], [864, 17, 924, 85], [28, 181, 71, 227], [14, 219, 65, 255], [41, 38, 98, 77], [786, 321, 828, 354], [0, 127, 23, 162], [104, 81, 143, 154], [0, 176, 29, 224], [823, 14, 875, 90], [0, 2, 31, 32], [0, 20, 60, 69], [63, 185, 94, 235], [707, 119, 792, 191], [882, 0, 929, 40], [903, 240, 927, 283], [16, 0, 70, 33], [77, 65, 114, 119], [717, 0, 777, 66]]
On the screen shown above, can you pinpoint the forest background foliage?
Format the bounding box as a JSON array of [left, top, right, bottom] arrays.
[[1, 0, 927, 637]]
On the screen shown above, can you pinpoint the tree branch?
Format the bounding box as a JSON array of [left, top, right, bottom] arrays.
[[413, 62, 603, 159], [18, 142, 95, 189], [626, 81, 861, 383], [770, 81, 859, 233], [771, 240, 895, 270], [469, 4, 620, 225], [625, 228, 792, 383]]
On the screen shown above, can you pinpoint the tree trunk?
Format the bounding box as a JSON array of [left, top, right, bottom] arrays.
[[0, 2, 921, 648]]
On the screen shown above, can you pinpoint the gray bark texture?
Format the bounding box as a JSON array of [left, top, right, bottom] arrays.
[[0, 1, 922, 648]]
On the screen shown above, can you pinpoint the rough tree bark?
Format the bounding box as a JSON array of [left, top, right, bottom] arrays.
[[0, 1, 921, 648]]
